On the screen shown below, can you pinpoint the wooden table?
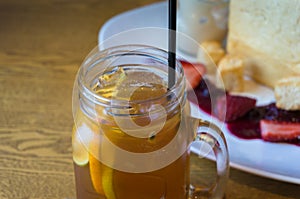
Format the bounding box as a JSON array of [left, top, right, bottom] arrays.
[[0, 0, 299, 198]]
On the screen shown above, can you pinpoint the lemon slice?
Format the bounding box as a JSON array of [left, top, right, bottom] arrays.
[[89, 153, 116, 199], [72, 140, 89, 166], [89, 154, 105, 194], [88, 132, 116, 199], [72, 122, 96, 166], [101, 166, 115, 199]]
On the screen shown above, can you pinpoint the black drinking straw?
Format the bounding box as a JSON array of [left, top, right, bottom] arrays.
[[168, 0, 177, 89]]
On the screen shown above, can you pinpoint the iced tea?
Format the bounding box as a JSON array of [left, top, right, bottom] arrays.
[[73, 67, 191, 199]]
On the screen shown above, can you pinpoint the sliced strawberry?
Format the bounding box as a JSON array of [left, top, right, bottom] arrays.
[[215, 94, 257, 122], [260, 120, 300, 142], [180, 60, 206, 89]]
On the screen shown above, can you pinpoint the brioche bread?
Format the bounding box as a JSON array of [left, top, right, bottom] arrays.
[[217, 54, 244, 92], [275, 76, 300, 111], [227, 0, 300, 88]]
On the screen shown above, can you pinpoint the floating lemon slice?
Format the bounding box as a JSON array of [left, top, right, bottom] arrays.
[[89, 131, 116, 199], [89, 154, 104, 195], [89, 154, 116, 199], [72, 122, 96, 166], [101, 166, 115, 199], [72, 141, 89, 166]]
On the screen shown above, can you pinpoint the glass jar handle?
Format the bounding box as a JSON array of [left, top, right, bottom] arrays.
[[190, 118, 229, 199]]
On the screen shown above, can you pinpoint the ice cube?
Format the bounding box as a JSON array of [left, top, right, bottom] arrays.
[[114, 71, 167, 101], [92, 66, 126, 98]]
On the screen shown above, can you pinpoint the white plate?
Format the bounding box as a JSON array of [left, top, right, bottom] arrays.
[[98, 1, 300, 184]]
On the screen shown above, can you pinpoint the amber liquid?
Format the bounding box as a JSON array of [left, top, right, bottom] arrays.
[[74, 154, 189, 199], [73, 68, 191, 199]]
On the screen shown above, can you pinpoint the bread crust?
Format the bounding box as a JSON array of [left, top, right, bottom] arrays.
[[275, 76, 300, 110], [217, 54, 244, 92], [227, 39, 298, 88]]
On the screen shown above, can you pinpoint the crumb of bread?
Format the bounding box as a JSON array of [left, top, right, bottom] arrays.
[[198, 41, 225, 74], [275, 76, 300, 110], [227, 0, 300, 88], [217, 54, 244, 92]]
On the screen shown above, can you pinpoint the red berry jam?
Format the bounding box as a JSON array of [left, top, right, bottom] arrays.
[[188, 79, 300, 146]]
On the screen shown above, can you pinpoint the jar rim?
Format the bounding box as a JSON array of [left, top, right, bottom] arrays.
[[76, 44, 186, 107]]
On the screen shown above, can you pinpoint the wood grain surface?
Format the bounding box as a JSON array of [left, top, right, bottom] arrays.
[[0, 0, 299, 198]]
